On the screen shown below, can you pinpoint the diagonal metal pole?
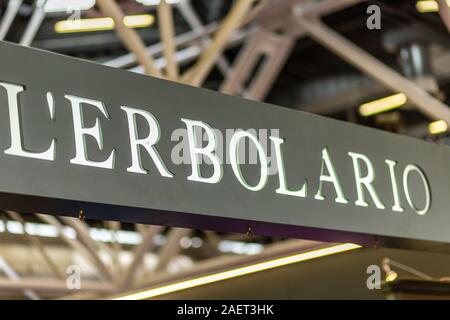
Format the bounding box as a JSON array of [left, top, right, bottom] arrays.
[[242, 0, 271, 25], [439, 0, 450, 34], [128, 29, 248, 74], [36, 214, 114, 282], [19, 0, 47, 46], [158, 0, 179, 80], [176, 0, 231, 75], [60, 217, 115, 260], [220, 29, 294, 101], [6, 211, 64, 280], [104, 22, 220, 68], [118, 225, 163, 291], [0, 277, 113, 293], [154, 227, 191, 272], [106, 220, 123, 272], [244, 34, 294, 100], [0, 0, 23, 40], [0, 256, 40, 300], [182, 0, 256, 86], [294, 16, 450, 125], [97, 0, 163, 78]]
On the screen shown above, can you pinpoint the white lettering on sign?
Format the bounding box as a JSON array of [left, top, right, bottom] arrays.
[[122, 106, 173, 177], [403, 164, 431, 215], [230, 130, 269, 192], [0, 82, 56, 161], [0, 83, 432, 215], [315, 148, 348, 204], [181, 118, 223, 184], [385, 160, 404, 212], [65, 94, 115, 169], [348, 152, 386, 210], [270, 136, 307, 198]]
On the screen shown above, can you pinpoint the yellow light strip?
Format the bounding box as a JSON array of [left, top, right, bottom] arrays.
[[416, 0, 439, 13], [359, 93, 407, 117], [123, 15, 155, 29], [385, 271, 398, 282], [429, 120, 448, 134], [54, 14, 154, 34], [113, 243, 361, 300]]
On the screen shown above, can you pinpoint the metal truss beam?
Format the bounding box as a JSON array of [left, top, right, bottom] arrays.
[[158, 0, 179, 80], [176, 0, 231, 75], [221, 0, 364, 101], [97, 0, 162, 77], [220, 29, 294, 101], [60, 217, 115, 262], [294, 16, 450, 124], [104, 22, 220, 68], [154, 228, 191, 272], [36, 214, 114, 282], [0, 256, 40, 300], [118, 225, 163, 291], [182, 0, 256, 86], [6, 211, 64, 280], [128, 30, 247, 74]]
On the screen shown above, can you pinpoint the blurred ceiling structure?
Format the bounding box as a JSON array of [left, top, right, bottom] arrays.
[[1, 0, 450, 299]]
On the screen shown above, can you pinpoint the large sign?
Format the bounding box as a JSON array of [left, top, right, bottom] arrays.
[[0, 41, 448, 251]]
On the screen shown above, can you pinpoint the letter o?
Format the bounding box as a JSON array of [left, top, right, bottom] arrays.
[[229, 131, 268, 191], [402, 164, 431, 215]]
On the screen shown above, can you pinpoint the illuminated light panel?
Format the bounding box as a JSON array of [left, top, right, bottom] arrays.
[[55, 17, 114, 33], [123, 15, 155, 28], [359, 93, 407, 117], [428, 120, 448, 135], [0, 220, 142, 245], [113, 243, 361, 300], [54, 14, 154, 34], [416, 0, 439, 13]]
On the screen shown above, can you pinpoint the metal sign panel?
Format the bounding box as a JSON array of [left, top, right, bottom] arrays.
[[0, 41, 448, 250]]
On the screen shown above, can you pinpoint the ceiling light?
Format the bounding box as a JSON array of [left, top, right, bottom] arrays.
[[54, 14, 154, 33], [416, 0, 439, 13], [428, 120, 448, 135], [55, 17, 114, 33], [113, 243, 361, 300], [123, 14, 155, 28], [359, 93, 407, 117]]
